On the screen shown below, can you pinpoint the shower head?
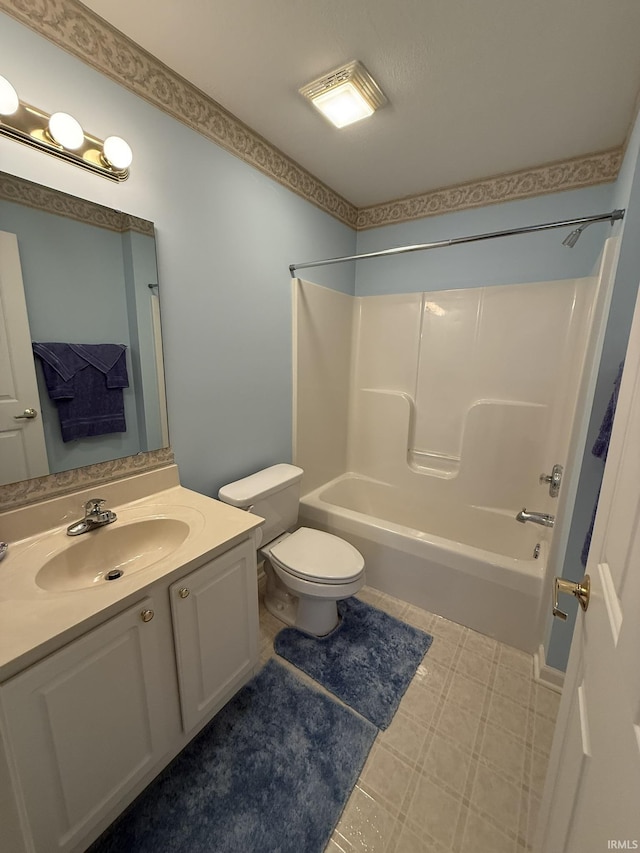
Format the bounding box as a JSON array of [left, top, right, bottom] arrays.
[[562, 209, 625, 248], [562, 224, 587, 248]]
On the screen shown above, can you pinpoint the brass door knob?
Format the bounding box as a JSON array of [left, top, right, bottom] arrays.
[[14, 408, 38, 420], [140, 609, 154, 622], [552, 575, 590, 620], [178, 588, 190, 599]]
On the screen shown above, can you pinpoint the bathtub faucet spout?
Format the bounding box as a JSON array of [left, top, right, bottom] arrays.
[[516, 508, 555, 528]]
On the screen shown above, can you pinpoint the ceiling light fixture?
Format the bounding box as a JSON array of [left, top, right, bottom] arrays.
[[0, 74, 132, 181], [300, 60, 387, 129]]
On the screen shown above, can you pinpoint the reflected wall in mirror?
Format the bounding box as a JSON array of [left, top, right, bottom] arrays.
[[0, 172, 169, 488]]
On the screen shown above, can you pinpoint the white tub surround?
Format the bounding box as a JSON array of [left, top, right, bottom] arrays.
[[294, 256, 613, 651], [292, 279, 354, 494]]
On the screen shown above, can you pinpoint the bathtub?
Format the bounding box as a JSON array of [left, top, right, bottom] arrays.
[[298, 474, 546, 652]]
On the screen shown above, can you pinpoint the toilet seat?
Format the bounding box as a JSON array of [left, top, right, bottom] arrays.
[[269, 527, 364, 585]]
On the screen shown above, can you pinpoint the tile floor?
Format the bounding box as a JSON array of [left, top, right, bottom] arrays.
[[259, 584, 560, 853]]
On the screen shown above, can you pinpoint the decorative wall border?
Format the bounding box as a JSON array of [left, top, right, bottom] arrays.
[[0, 0, 623, 232], [0, 447, 175, 512], [0, 0, 358, 229], [356, 148, 624, 230], [0, 171, 154, 234]]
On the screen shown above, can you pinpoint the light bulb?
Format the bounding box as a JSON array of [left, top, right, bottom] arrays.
[[48, 112, 84, 150], [0, 75, 19, 116], [102, 136, 133, 170]]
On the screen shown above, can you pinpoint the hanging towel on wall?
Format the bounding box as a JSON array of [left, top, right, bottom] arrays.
[[32, 342, 129, 442], [581, 361, 624, 566]]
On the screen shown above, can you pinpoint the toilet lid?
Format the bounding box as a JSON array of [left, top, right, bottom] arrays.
[[270, 527, 364, 584]]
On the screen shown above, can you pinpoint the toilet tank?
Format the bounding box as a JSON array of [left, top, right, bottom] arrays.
[[218, 464, 304, 547]]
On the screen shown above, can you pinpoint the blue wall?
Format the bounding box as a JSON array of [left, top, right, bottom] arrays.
[[0, 13, 356, 498], [354, 184, 615, 295]]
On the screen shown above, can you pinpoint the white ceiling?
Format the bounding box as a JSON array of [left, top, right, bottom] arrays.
[[80, 0, 640, 208]]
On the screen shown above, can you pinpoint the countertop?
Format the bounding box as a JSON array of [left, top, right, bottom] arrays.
[[0, 475, 262, 680]]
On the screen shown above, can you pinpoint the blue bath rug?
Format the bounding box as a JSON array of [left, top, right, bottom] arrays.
[[274, 597, 433, 729], [89, 658, 376, 853]]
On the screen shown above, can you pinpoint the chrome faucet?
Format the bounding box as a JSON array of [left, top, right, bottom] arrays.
[[516, 508, 555, 528], [67, 498, 117, 536]]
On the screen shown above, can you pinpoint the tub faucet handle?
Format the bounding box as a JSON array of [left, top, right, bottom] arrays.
[[539, 464, 563, 498]]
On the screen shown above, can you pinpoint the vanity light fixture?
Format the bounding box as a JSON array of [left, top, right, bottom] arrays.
[[0, 75, 19, 115], [0, 74, 132, 181], [48, 112, 85, 150], [299, 60, 387, 129]]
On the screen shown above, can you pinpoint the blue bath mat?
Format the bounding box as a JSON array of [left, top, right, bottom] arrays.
[[274, 597, 433, 729], [89, 658, 376, 853]]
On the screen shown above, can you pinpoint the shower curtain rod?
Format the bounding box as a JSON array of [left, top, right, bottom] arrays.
[[288, 208, 625, 277]]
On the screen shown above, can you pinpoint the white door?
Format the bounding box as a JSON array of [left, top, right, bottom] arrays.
[[536, 284, 640, 852], [0, 231, 48, 483]]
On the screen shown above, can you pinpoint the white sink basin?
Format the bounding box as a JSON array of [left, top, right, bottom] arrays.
[[35, 518, 191, 592]]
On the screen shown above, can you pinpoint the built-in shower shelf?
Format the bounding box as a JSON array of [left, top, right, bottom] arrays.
[[408, 449, 460, 478]]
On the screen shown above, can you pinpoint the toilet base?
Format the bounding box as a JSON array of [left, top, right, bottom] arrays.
[[264, 581, 298, 628], [296, 597, 339, 636], [263, 561, 341, 636]]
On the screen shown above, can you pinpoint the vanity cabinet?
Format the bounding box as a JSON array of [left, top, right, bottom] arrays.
[[1, 595, 173, 853], [0, 536, 259, 853], [171, 540, 258, 732]]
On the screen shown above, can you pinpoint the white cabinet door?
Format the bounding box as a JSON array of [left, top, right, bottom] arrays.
[[1, 597, 170, 853], [170, 539, 259, 732]]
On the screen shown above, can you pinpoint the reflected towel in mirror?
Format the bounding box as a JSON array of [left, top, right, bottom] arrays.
[[32, 342, 129, 442]]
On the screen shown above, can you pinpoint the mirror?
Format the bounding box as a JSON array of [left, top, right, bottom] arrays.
[[0, 171, 168, 488]]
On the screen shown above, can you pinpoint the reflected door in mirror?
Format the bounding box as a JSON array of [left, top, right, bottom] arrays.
[[0, 231, 48, 482]]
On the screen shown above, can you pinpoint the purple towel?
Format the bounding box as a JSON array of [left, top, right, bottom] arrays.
[[32, 342, 129, 442], [581, 361, 624, 566], [592, 361, 624, 462]]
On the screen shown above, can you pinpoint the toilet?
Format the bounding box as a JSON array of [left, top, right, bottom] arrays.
[[218, 464, 365, 636]]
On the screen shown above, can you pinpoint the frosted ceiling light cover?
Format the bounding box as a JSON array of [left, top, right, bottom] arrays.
[[312, 83, 375, 128], [48, 112, 84, 150], [0, 75, 19, 116], [103, 135, 133, 170], [300, 60, 387, 129]]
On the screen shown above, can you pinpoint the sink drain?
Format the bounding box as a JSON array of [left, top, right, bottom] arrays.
[[105, 569, 124, 581]]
